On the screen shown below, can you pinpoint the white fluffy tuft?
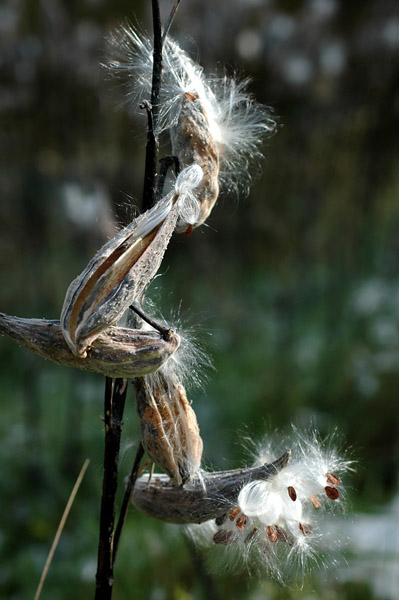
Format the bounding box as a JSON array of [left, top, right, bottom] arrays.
[[174, 163, 203, 226], [186, 428, 353, 582], [106, 24, 276, 196]]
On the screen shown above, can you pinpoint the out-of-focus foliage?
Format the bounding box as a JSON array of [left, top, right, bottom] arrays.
[[0, 0, 398, 598]]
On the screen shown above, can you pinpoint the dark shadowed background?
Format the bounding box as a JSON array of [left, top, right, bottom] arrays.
[[1, 0, 398, 598]]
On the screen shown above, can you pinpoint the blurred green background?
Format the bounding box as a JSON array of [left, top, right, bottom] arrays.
[[1, 0, 398, 598]]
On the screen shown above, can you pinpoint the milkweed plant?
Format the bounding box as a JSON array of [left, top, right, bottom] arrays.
[[0, 1, 354, 596]]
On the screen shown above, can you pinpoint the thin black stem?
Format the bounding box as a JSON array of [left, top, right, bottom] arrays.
[[142, 0, 163, 212], [129, 303, 173, 341], [162, 0, 182, 43], [95, 2, 184, 594], [157, 155, 181, 198], [95, 378, 127, 600], [112, 442, 145, 567], [140, 100, 154, 147]]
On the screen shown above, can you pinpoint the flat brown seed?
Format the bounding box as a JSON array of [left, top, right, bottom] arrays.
[[310, 495, 321, 509], [184, 92, 199, 101], [275, 525, 288, 542], [325, 485, 340, 500], [229, 506, 241, 521], [302, 523, 313, 535], [213, 529, 236, 546], [288, 485, 297, 501], [266, 525, 278, 543], [326, 472, 341, 486], [236, 514, 247, 530], [299, 522, 312, 536]]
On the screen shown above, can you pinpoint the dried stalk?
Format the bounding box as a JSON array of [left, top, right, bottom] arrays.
[[142, 0, 163, 211], [95, 0, 171, 597], [112, 442, 145, 568], [35, 459, 90, 600], [95, 378, 127, 600]]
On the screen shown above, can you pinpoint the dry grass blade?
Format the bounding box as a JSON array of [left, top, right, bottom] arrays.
[[34, 459, 90, 600]]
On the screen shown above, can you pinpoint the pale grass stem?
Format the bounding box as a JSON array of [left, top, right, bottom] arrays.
[[34, 458, 90, 600]]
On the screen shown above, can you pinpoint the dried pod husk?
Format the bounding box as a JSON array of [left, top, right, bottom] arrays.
[[129, 451, 291, 524], [171, 93, 220, 232], [107, 26, 276, 228], [135, 371, 203, 486], [0, 313, 180, 378], [60, 165, 202, 357]]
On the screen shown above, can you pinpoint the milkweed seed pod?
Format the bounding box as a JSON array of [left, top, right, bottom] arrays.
[[60, 164, 202, 357], [129, 451, 291, 524], [135, 371, 203, 486], [185, 429, 353, 581], [0, 314, 180, 378], [106, 26, 276, 231], [170, 92, 220, 232]]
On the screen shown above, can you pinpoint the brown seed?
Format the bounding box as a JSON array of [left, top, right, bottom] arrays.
[[288, 486, 297, 501], [262, 541, 271, 554], [299, 522, 312, 536], [215, 513, 227, 527], [213, 529, 236, 546], [184, 92, 199, 102], [236, 514, 247, 530], [325, 485, 340, 500], [275, 525, 288, 542], [184, 224, 193, 237], [326, 472, 341, 486], [229, 506, 241, 521], [266, 525, 278, 543], [310, 495, 321, 509], [244, 528, 258, 544]]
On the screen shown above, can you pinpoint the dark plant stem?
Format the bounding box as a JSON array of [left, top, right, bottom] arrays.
[[162, 0, 182, 43], [142, 0, 163, 212], [112, 441, 145, 567], [157, 155, 180, 199], [95, 377, 127, 600], [95, 1, 181, 596], [129, 303, 173, 340]]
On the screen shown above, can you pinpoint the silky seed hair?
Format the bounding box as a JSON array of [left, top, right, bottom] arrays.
[[186, 427, 353, 582], [106, 23, 276, 198], [129, 297, 214, 392]]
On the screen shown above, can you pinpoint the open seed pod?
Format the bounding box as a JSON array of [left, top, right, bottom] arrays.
[[60, 165, 202, 357], [135, 371, 203, 486], [129, 451, 291, 524], [171, 93, 220, 232], [0, 314, 180, 378]]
